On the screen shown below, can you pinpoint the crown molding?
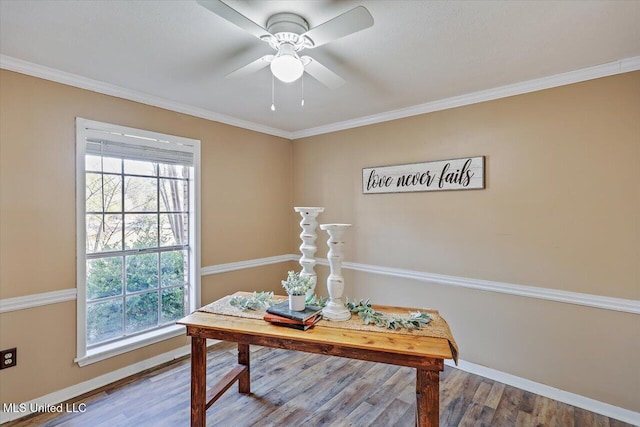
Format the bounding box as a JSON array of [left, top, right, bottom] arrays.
[[290, 56, 640, 139], [2, 55, 639, 141], [0, 55, 291, 139]]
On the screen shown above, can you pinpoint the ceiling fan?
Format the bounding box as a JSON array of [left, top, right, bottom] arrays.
[[196, 0, 374, 90]]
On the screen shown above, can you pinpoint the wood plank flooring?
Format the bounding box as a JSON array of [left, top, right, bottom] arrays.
[[5, 342, 633, 427]]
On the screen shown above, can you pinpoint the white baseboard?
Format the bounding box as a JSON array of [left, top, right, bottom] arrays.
[[445, 358, 640, 426], [2, 254, 638, 424], [0, 339, 220, 424], [1, 338, 636, 425]]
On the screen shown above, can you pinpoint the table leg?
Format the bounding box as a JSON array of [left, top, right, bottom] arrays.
[[416, 368, 439, 426], [238, 343, 250, 394], [191, 336, 207, 427]]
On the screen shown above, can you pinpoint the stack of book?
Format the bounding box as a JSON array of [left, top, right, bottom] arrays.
[[264, 301, 323, 330]]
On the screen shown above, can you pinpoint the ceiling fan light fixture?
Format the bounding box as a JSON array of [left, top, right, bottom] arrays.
[[270, 43, 304, 83]]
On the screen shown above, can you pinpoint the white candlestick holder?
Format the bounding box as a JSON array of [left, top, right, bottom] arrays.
[[294, 207, 324, 297], [320, 223, 352, 322]]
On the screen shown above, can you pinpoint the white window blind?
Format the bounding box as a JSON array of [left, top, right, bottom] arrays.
[[85, 132, 194, 166]]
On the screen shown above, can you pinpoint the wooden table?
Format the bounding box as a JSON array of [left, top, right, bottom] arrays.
[[178, 306, 454, 427]]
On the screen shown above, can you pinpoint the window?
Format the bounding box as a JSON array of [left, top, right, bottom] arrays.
[[75, 118, 200, 366]]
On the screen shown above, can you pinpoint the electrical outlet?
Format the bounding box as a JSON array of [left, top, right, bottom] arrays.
[[0, 348, 17, 369]]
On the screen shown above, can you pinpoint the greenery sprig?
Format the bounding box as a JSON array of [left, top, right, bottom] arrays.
[[229, 291, 274, 311], [305, 294, 328, 308], [346, 298, 431, 330]]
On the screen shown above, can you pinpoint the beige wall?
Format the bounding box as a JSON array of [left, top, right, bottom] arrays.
[[293, 72, 640, 411], [0, 70, 293, 404], [1, 68, 638, 414]]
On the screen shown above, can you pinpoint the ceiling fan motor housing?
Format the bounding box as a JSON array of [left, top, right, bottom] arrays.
[[266, 13, 309, 35], [265, 13, 313, 50]]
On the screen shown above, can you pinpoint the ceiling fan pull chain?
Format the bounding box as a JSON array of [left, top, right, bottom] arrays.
[[271, 74, 276, 111], [301, 73, 305, 107]]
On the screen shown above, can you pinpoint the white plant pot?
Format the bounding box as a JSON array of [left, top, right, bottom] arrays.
[[289, 294, 306, 311]]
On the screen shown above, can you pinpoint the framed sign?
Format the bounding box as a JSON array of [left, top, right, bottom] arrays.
[[363, 156, 485, 194]]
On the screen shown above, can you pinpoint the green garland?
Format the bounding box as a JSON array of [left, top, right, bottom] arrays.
[[228, 292, 430, 331], [305, 294, 328, 308], [229, 291, 274, 310], [228, 292, 327, 311], [346, 298, 431, 330]]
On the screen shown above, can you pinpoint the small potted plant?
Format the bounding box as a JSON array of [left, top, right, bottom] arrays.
[[281, 270, 313, 311]]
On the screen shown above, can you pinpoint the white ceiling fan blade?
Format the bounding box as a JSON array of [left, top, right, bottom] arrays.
[[197, 0, 272, 40], [302, 6, 373, 48], [302, 56, 345, 89], [226, 55, 274, 79]]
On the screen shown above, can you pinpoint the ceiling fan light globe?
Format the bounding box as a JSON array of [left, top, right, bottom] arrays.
[[270, 55, 304, 83]]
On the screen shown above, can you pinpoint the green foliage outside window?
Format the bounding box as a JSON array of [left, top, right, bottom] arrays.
[[85, 158, 189, 346]]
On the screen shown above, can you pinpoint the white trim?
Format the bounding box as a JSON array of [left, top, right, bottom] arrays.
[[192, 137, 202, 310], [0, 340, 221, 424], [2, 54, 639, 141], [0, 55, 290, 139], [0, 255, 296, 316], [445, 358, 640, 426], [313, 258, 640, 315], [74, 118, 202, 365], [2, 255, 638, 315], [0, 289, 77, 313], [290, 56, 640, 139], [74, 324, 186, 367], [200, 254, 297, 276], [0, 337, 635, 425], [75, 119, 88, 362], [1, 256, 638, 423]]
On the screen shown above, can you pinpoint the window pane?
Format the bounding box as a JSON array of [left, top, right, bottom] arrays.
[[161, 287, 184, 324], [160, 214, 188, 246], [161, 251, 186, 287], [86, 214, 123, 253], [126, 253, 158, 292], [87, 257, 123, 300], [158, 164, 188, 179], [86, 155, 121, 174], [87, 299, 123, 345], [159, 178, 187, 212], [86, 155, 102, 172], [86, 173, 122, 213], [124, 177, 157, 212], [126, 292, 159, 334], [124, 159, 156, 176], [124, 214, 158, 250]]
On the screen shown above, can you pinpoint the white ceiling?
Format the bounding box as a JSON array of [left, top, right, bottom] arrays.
[[1, 0, 639, 136]]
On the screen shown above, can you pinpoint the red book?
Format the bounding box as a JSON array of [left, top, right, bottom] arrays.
[[263, 313, 319, 326]]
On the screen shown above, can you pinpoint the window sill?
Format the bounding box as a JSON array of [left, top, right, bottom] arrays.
[[75, 324, 186, 367]]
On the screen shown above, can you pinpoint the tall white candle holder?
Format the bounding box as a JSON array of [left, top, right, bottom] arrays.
[[320, 223, 352, 322], [294, 207, 324, 297]]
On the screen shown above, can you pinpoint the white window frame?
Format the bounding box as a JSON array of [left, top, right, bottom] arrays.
[[75, 118, 201, 367]]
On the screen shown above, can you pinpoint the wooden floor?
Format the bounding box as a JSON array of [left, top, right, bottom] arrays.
[[6, 342, 632, 427]]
